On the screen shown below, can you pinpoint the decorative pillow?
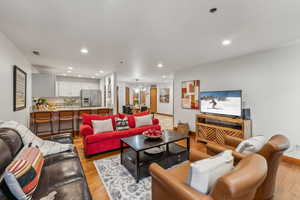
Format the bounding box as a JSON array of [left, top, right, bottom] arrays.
[[235, 135, 267, 155], [82, 114, 117, 130], [92, 119, 114, 134], [135, 115, 153, 128], [187, 150, 233, 194], [4, 147, 44, 200], [115, 117, 129, 131]]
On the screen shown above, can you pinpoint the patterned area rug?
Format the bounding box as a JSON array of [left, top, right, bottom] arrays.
[[94, 155, 151, 200]]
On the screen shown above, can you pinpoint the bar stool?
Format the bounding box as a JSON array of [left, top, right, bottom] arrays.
[[77, 110, 92, 136], [58, 111, 75, 137], [34, 111, 53, 136], [97, 108, 110, 116]]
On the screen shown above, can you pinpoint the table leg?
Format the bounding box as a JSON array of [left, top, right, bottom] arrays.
[[120, 140, 123, 165], [187, 137, 190, 159], [136, 151, 140, 183]]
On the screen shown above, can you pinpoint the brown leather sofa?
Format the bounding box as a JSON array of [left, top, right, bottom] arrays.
[[0, 128, 92, 200], [206, 134, 290, 200], [149, 149, 268, 200]]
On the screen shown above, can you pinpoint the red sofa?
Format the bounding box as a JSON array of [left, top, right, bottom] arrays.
[[80, 112, 161, 156]]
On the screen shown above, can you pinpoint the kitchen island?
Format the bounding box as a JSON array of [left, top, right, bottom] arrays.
[[30, 107, 113, 137]]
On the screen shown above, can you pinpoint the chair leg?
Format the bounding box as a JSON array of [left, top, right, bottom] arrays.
[[72, 119, 74, 138], [35, 123, 38, 135], [58, 120, 61, 134], [50, 121, 53, 134]]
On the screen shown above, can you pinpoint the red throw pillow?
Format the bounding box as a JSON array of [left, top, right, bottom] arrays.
[[126, 115, 136, 128]]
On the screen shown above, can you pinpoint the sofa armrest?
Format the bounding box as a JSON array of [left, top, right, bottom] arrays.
[[149, 163, 214, 200], [206, 143, 246, 163], [152, 118, 159, 125], [189, 149, 211, 162], [224, 135, 243, 148], [80, 124, 93, 137]]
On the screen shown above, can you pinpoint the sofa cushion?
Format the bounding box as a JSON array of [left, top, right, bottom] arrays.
[[85, 124, 161, 144], [82, 114, 117, 130], [32, 178, 91, 200], [86, 131, 119, 144], [44, 150, 78, 166], [134, 111, 149, 116], [40, 158, 84, 188]]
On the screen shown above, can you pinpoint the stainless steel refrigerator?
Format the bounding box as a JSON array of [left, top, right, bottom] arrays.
[[80, 89, 102, 107]]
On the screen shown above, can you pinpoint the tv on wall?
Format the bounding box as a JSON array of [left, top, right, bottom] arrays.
[[200, 90, 242, 117]]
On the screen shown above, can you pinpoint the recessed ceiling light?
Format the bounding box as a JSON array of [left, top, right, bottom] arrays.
[[222, 40, 232, 46], [162, 75, 167, 78], [157, 63, 164, 68], [80, 48, 88, 54], [78, 75, 82, 77], [67, 70, 72, 73], [67, 66, 73, 70], [99, 70, 104, 73], [91, 76, 95, 79]]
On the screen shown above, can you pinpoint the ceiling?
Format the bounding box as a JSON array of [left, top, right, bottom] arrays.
[[0, 0, 300, 82]]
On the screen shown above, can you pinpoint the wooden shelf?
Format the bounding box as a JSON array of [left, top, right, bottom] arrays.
[[195, 114, 251, 145]]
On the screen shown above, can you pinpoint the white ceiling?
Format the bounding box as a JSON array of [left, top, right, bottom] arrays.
[[0, 0, 300, 82]]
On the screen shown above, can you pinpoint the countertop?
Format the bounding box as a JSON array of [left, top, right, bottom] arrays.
[[31, 106, 112, 113]]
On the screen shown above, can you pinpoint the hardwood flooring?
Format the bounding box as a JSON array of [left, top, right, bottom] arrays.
[[74, 115, 300, 200]]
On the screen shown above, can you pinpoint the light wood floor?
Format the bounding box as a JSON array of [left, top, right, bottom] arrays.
[[74, 135, 300, 200]]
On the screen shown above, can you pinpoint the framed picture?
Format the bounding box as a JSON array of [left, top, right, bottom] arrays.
[[181, 80, 200, 109], [159, 88, 170, 103], [13, 65, 27, 111]]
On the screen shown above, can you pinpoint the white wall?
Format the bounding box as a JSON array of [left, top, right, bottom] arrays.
[[157, 82, 173, 115], [0, 32, 32, 126], [174, 44, 300, 147]]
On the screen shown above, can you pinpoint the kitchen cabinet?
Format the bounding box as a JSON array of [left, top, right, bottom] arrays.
[[56, 77, 100, 97], [32, 73, 56, 97]]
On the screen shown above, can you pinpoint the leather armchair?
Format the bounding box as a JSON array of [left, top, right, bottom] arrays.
[[149, 150, 267, 200], [206, 134, 290, 200]]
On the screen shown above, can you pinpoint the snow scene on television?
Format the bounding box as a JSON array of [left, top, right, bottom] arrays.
[[200, 90, 242, 116]]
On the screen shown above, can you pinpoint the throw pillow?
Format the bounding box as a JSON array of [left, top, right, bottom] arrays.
[[235, 135, 267, 155], [135, 115, 153, 128], [4, 147, 44, 200], [115, 117, 129, 131], [92, 119, 114, 134], [187, 150, 234, 194]]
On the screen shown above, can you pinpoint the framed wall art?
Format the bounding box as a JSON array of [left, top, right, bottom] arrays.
[[13, 65, 27, 111], [181, 80, 200, 109], [159, 88, 170, 103]]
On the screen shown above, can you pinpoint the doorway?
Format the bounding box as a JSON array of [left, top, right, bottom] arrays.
[[150, 88, 157, 113], [125, 87, 130, 105]]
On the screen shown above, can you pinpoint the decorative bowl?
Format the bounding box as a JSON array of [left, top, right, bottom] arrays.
[[143, 129, 163, 139]]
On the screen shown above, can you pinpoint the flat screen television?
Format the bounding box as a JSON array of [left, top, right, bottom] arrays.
[[200, 90, 242, 117]]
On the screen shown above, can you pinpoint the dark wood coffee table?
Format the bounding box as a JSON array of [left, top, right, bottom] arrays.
[[120, 130, 190, 183]]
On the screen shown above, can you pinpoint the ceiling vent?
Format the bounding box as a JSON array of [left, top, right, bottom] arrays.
[[32, 50, 40, 56]]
